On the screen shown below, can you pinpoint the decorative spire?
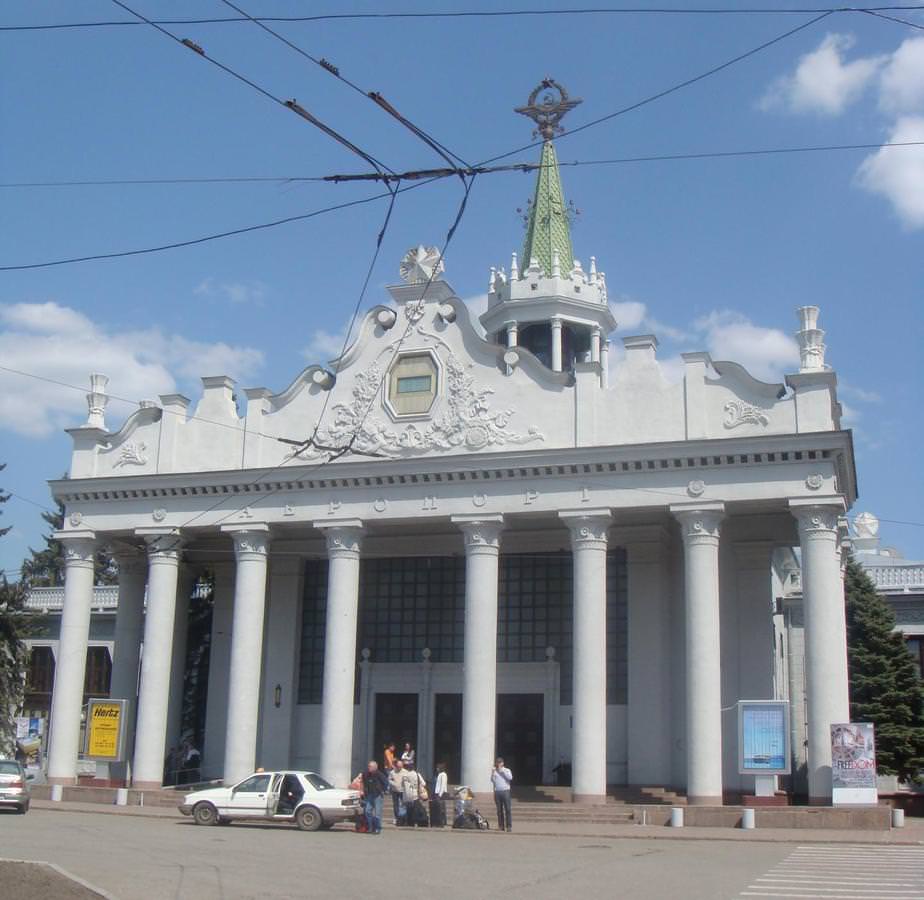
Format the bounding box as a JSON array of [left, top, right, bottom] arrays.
[[516, 80, 581, 279]]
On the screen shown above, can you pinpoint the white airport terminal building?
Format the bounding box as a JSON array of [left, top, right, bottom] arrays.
[[42, 84, 856, 805]]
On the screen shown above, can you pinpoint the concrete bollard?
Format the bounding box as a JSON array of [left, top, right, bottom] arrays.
[[892, 808, 905, 828], [670, 807, 684, 828], [50, 784, 63, 802], [115, 788, 129, 806], [741, 808, 756, 830]]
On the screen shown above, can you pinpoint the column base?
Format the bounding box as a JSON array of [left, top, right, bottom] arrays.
[[132, 780, 164, 791], [571, 792, 608, 806], [47, 776, 76, 786], [686, 795, 723, 806]]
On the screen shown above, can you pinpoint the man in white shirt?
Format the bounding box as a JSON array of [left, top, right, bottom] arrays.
[[491, 757, 513, 832]]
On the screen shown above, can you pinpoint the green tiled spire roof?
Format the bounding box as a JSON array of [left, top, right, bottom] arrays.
[[521, 139, 574, 277]]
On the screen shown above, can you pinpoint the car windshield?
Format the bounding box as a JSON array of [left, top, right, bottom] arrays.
[[306, 774, 333, 791], [0, 761, 22, 775]]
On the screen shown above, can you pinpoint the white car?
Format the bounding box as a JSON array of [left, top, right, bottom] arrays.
[[179, 770, 361, 831], [0, 760, 30, 814]]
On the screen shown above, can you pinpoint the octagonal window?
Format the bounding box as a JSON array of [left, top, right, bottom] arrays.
[[388, 353, 438, 416]]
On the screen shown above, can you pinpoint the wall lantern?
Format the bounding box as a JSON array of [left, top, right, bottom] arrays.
[[274, 684, 282, 708]]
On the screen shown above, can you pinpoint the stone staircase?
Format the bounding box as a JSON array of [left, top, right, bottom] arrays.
[[504, 785, 687, 824]]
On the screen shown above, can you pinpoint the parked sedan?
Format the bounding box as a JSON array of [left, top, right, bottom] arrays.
[[179, 770, 361, 831], [0, 760, 30, 814]]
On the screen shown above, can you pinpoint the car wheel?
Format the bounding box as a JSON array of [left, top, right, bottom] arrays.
[[17, 803, 28, 815], [193, 803, 218, 826], [295, 806, 323, 832]]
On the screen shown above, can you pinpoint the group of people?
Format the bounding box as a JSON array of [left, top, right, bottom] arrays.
[[163, 739, 201, 786], [355, 742, 513, 834]]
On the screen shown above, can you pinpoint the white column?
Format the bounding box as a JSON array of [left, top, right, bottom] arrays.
[[316, 520, 364, 789], [591, 326, 602, 364], [166, 566, 194, 757], [601, 339, 610, 389], [221, 525, 271, 785], [419, 648, 434, 779], [560, 509, 612, 804], [108, 545, 147, 785], [109, 547, 146, 705], [47, 531, 97, 784], [550, 316, 563, 372], [505, 321, 519, 376], [453, 514, 503, 795], [790, 498, 850, 804], [132, 529, 183, 789], [671, 502, 725, 805]]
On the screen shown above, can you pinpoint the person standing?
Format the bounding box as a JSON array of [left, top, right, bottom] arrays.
[[361, 761, 389, 834], [491, 757, 513, 832], [388, 759, 405, 825], [430, 762, 448, 828], [384, 742, 397, 772], [400, 742, 415, 770], [401, 766, 428, 827]]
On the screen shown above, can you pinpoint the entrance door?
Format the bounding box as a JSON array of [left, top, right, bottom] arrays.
[[496, 694, 544, 785], [374, 693, 418, 766], [433, 693, 463, 783]]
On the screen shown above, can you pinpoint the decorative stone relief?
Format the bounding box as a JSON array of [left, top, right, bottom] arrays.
[[459, 521, 502, 550], [62, 537, 97, 565], [289, 353, 543, 460], [68, 512, 83, 526], [674, 508, 723, 542], [793, 506, 840, 534], [324, 526, 363, 555], [806, 473, 824, 491], [687, 479, 706, 498], [284, 505, 295, 517], [400, 245, 444, 284], [723, 400, 769, 429], [564, 517, 611, 546], [231, 532, 269, 556], [373, 498, 388, 513], [472, 493, 487, 507], [113, 440, 148, 468], [152, 508, 167, 522]]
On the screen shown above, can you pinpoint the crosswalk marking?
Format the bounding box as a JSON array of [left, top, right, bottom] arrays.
[[739, 845, 924, 899]]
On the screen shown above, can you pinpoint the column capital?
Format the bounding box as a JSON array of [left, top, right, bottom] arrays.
[[789, 496, 845, 535], [313, 519, 363, 557], [670, 502, 724, 543], [136, 528, 185, 562], [54, 530, 98, 567], [559, 509, 612, 548], [221, 523, 271, 559], [452, 514, 503, 552], [550, 315, 563, 328]]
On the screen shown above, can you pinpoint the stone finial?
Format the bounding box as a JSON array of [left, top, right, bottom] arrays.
[[510, 251, 519, 281], [796, 305, 827, 372], [86, 373, 109, 429], [551, 249, 561, 278], [489, 266, 497, 292]]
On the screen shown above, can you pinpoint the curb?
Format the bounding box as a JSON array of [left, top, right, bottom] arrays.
[[0, 857, 117, 900]]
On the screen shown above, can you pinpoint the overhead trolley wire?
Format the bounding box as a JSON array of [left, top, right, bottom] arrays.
[[109, 0, 395, 180], [3, 6, 924, 31]]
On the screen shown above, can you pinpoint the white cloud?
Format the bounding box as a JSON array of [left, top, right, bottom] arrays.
[[839, 381, 882, 404], [759, 33, 884, 116], [879, 36, 924, 114], [694, 310, 800, 382], [303, 328, 351, 363], [0, 302, 264, 438], [610, 299, 647, 331], [856, 116, 924, 228], [194, 277, 267, 306]]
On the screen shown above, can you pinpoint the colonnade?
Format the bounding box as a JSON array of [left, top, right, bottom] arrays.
[[44, 497, 850, 804]]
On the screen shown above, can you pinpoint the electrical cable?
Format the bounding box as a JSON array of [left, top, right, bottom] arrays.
[[110, 0, 395, 179], [3, 7, 924, 32], [477, 10, 836, 166], [861, 7, 924, 26], [217, 0, 470, 171]]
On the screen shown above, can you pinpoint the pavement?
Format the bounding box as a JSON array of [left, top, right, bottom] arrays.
[[28, 797, 924, 844]]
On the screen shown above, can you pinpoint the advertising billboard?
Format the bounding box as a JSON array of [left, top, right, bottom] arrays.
[[738, 700, 791, 776], [84, 698, 128, 762], [831, 722, 878, 805]]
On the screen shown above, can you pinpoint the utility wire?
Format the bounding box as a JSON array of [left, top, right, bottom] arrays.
[[218, 0, 470, 171], [110, 0, 394, 179], [478, 10, 836, 165], [4, 139, 924, 190], [3, 6, 924, 31], [861, 7, 924, 26]]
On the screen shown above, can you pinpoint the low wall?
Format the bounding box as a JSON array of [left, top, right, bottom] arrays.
[[637, 804, 892, 830]]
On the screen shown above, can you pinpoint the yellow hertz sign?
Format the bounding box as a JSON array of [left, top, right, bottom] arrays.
[[86, 701, 123, 760]]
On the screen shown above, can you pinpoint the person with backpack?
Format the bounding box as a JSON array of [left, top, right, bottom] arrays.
[[491, 757, 513, 832]]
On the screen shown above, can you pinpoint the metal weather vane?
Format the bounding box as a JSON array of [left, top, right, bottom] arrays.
[[515, 78, 583, 141]]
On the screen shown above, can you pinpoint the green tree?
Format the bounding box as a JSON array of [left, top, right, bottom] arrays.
[[0, 463, 29, 755], [845, 555, 924, 780], [20, 495, 116, 587]]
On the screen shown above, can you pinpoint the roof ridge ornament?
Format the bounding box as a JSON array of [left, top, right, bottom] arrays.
[[515, 78, 582, 141]]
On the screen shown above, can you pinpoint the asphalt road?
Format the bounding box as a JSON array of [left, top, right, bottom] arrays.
[[0, 807, 806, 900]]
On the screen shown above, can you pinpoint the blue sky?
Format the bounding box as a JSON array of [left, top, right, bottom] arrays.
[[2, 1, 923, 573]]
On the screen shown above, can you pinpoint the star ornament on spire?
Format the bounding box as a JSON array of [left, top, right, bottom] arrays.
[[515, 78, 582, 141]]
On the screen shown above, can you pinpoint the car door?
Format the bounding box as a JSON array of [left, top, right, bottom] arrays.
[[266, 773, 283, 817], [227, 773, 273, 817]]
